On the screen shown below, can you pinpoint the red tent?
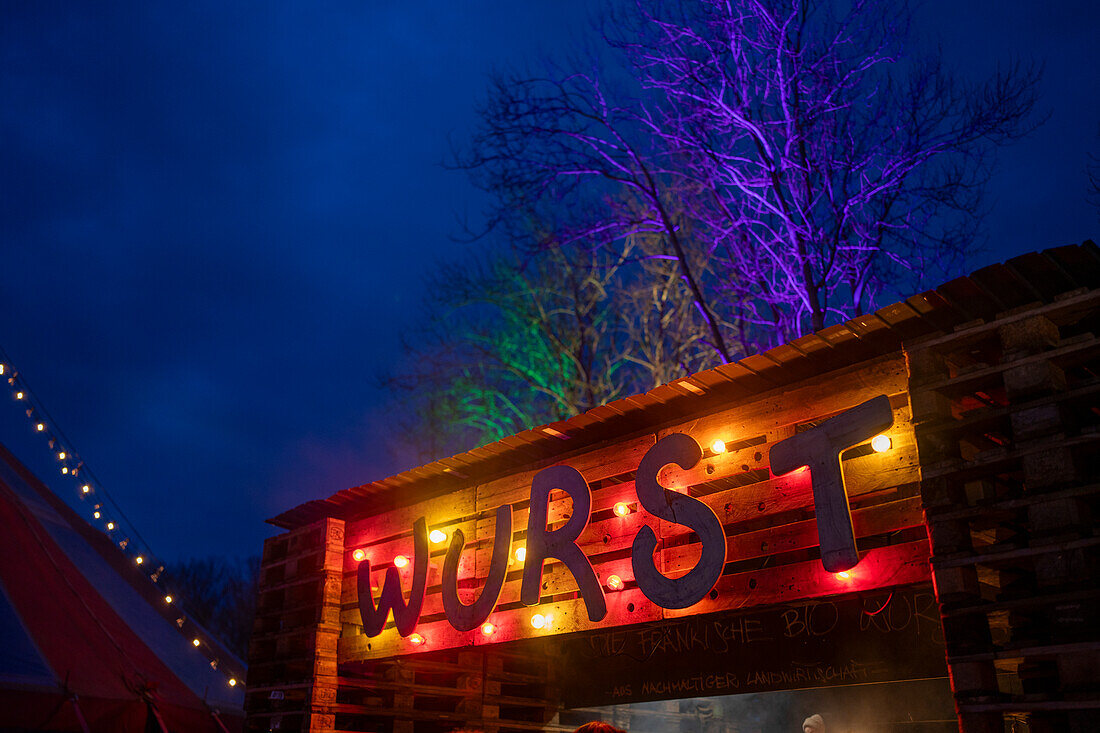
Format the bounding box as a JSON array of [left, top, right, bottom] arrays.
[[0, 443, 245, 732]]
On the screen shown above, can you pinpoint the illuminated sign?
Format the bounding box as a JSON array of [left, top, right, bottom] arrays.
[[358, 396, 893, 638]]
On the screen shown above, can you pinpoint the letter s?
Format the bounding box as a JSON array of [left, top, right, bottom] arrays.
[[631, 433, 725, 609]]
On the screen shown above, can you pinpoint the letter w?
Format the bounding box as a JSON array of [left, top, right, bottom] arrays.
[[357, 517, 429, 637]]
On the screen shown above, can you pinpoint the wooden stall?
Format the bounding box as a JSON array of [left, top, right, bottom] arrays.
[[246, 243, 1100, 733]]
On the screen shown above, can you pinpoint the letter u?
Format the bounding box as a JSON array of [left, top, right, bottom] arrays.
[[442, 504, 513, 632]]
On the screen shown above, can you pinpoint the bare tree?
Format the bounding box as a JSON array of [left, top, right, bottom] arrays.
[[460, 0, 1040, 354], [389, 234, 715, 459], [166, 555, 259, 660]]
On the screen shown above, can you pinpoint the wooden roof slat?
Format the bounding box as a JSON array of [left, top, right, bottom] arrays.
[[816, 324, 859, 347], [788, 333, 832, 357], [1044, 241, 1100, 289], [1004, 251, 1078, 302], [845, 313, 891, 339], [935, 276, 1001, 322], [968, 262, 1041, 311]]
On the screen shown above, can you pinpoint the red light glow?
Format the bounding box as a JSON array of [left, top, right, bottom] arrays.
[[408, 633, 425, 645]]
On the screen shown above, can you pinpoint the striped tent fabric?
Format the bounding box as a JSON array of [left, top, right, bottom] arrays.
[[0, 443, 245, 732]]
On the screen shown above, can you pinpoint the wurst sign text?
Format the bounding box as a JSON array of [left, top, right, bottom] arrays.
[[358, 396, 894, 637]]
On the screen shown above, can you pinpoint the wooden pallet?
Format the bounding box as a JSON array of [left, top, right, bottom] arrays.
[[246, 517, 344, 732], [909, 291, 1100, 733]]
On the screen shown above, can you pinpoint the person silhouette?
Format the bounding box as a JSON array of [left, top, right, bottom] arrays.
[[803, 713, 825, 733]]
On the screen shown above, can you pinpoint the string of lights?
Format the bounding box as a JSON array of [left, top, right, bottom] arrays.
[[0, 349, 241, 688]]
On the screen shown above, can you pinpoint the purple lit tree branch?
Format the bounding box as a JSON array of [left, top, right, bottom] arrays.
[[460, 0, 1040, 356]]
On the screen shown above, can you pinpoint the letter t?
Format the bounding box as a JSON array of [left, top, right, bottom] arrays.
[[769, 395, 894, 572]]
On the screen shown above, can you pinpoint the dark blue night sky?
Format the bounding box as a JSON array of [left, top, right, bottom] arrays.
[[1, 0, 1097, 563]]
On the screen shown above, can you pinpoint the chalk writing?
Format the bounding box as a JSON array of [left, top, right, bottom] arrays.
[[561, 586, 948, 707]]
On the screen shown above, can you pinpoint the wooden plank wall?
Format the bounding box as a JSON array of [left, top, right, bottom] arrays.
[[312, 353, 930, 732], [908, 288, 1100, 733], [246, 517, 345, 733]]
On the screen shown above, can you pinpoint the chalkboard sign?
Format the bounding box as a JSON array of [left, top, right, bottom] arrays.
[[559, 585, 946, 708]]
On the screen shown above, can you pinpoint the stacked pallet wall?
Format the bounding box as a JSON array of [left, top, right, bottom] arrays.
[[909, 291, 1100, 732], [246, 517, 345, 732]]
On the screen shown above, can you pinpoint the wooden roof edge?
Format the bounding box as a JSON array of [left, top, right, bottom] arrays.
[[268, 241, 1099, 530]]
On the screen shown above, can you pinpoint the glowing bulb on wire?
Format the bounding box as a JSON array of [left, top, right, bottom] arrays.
[[607, 574, 624, 591], [58, 451, 66, 460], [192, 638, 201, 647], [165, 595, 173, 604], [393, 555, 409, 568], [429, 529, 447, 544], [711, 439, 726, 454], [135, 556, 144, 565], [481, 622, 495, 636], [228, 678, 237, 687], [15, 391, 24, 400], [352, 549, 365, 562], [81, 484, 90, 494], [614, 502, 630, 517], [106, 522, 115, 531], [871, 434, 892, 453], [35, 422, 44, 432]]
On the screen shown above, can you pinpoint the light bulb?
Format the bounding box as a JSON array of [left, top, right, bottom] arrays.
[[58, 451, 66, 460], [61, 467, 68, 474], [135, 556, 144, 565], [429, 529, 447, 544], [835, 571, 851, 580], [192, 638, 201, 647], [514, 547, 526, 562], [36, 423, 44, 431], [81, 484, 90, 493], [531, 613, 546, 629], [871, 434, 891, 453], [607, 574, 624, 591], [93, 511, 100, 519], [352, 549, 366, 562], [408, 633, 425, 645], [15, 391, 24, 400], [393, 555, 409, 568], [165, 595, 173, 604], [614, 502, 630, 517], [106, 522, 115, 531], [228, 678, 237, 687], [481, 622, 495, 636], [711, 439, 726, 454]]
